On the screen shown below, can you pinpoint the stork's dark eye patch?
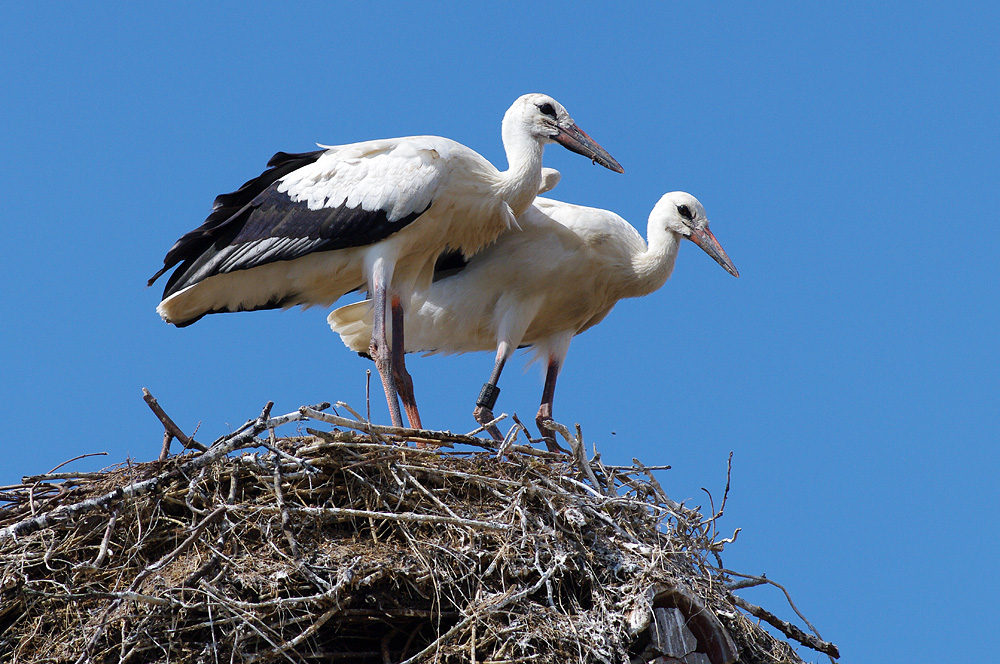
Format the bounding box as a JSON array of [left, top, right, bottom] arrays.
[[538, 103, 557, 118]]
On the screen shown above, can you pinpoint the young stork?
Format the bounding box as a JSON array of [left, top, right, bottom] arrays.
[[149, 95, 623, 428], [328, 187, 738, 450]]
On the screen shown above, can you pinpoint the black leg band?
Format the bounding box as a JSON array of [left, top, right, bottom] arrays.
[[476, 383, 500, 409]]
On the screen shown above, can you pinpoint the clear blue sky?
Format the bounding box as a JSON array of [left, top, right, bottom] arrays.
[[2, 3, 997, 661]]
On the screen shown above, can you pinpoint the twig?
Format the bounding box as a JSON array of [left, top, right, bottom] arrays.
[[230, 504, 509, 532], [22, 471, 108, 483], [196, 584, 295, 661], [197, 573, 359, 611], [43, 452, 109, 476], [591, 451, 617, 497], [335, 400, 367, 423], [465, 412, 508, 437], [726, 577, 763, 591], [396, 465, 461, 520], [259, 440, 320, 475], [90, 505, 119, 568], [719, 451, 733, 517], [495, 419, 524, 459], [26, 589, 187, 608], [574, 423, 606, 494], [272, 462, 300, 559], [366, 369, 371, 423], [730, 595, 839, 659], [720, 568, 831, 653], [301, 436, 440, 458], [604, 464, 672, 471], [700, 451, 734, 537], [534, 419, 571, 454], [632, 458, 685, 513], [301, 407, 494, 448], [143, 387, 208, 457]]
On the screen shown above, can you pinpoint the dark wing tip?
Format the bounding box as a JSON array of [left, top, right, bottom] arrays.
[[152, 148, 328, 293], [147, 265, 170, 287], [267, 150, 323, 168]]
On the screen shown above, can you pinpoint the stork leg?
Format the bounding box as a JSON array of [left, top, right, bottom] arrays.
[[368, 276, 403, 428], [391, 294, 422, 431], [473, 342, 512, 442], [535, 357, 568, 454]]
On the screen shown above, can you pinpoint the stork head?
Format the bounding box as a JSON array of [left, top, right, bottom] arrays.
[[504, 94, 624, 173], [652, 192, 739, 277]]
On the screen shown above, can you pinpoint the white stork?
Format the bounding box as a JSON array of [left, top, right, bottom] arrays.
[[149, 94, 623, 429], [328, 186, 738, 449]]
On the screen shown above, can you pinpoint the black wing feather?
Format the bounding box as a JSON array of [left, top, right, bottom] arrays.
[[432, 248, 469, 282], [148, 150, 326, 286], [151, 149, 430, 300]]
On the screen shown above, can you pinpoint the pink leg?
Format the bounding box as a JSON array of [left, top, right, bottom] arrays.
[[535, 357, 567, 453], [391, 295, 422, 431], [368, 276, 403, 428]]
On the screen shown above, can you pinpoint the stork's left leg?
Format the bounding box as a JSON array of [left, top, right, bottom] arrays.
[[473, 342, 512, 442], [535, 357, 568, 454], [390, 294, 422, 430]]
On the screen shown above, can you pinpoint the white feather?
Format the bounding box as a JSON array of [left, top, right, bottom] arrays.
[[329, 191, 737, 375]]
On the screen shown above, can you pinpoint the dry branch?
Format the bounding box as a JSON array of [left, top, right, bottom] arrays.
[[142, 387, 208, 458], [731, 595, 840, 659]]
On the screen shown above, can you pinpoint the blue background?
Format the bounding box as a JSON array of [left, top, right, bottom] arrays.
[[2, 3, 997, 661]]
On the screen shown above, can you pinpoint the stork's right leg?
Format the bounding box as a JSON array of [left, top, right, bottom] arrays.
[[391, 294, 422, 431], [369, 275, 403, 428], [535, 356, 568, 454], [474, 342, 512, 442]]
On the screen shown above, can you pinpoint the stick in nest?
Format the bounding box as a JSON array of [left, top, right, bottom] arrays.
[[143, 388, 208, 458]]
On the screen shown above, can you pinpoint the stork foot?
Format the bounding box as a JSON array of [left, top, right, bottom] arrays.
[[473, 406, 504, 443]]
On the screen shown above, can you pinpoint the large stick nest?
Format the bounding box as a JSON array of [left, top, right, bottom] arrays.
[[0, 401, 837, 664]]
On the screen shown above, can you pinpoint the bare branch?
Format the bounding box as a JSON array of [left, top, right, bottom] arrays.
[[731, 594, 840, 659], [142, 388, 208, 457]]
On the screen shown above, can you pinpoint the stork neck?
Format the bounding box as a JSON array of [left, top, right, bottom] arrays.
[[626, 229, 681, 298], [497, 124, 545, 218]]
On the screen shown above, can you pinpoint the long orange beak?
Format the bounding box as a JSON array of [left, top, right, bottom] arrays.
[[689, 226, 739, 277], [553, 122, 625, 174]]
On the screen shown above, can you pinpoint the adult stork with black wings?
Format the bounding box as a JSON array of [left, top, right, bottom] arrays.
[[149, 94, 623, 428]]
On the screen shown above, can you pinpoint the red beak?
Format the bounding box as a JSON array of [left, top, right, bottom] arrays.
[[553, 123, 625, 174], [689, 227, 739, 277]]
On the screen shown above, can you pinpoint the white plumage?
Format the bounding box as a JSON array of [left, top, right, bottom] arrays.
[[150, 95, 623, 429], [328, 186, 738, 448]]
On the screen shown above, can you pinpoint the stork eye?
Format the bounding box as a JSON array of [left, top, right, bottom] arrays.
[[537, 103, 557, 119], [677, 204, 693, 221]]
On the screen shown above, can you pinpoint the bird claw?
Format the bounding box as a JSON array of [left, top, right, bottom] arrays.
[[473, 406, 504, 443]]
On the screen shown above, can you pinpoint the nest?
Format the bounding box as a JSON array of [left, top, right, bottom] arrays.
[[0, 398, 839, 664]]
